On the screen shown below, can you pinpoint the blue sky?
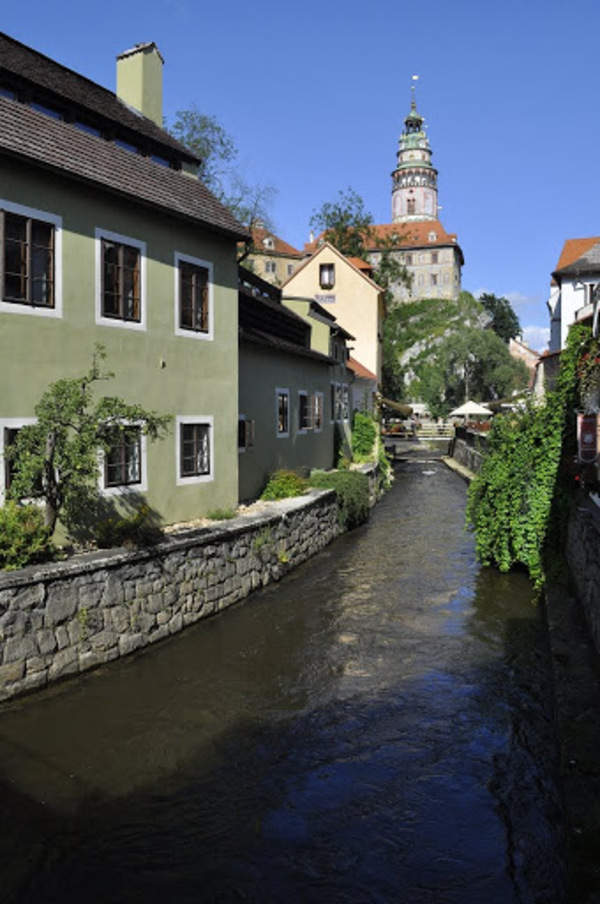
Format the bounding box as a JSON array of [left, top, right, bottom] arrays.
[[4, 0, 599, 351]]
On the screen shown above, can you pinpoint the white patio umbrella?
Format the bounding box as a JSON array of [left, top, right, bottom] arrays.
[[448, 400, 493, 418]]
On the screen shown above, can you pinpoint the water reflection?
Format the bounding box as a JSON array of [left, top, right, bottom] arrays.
[[0, 460, 565, 903]]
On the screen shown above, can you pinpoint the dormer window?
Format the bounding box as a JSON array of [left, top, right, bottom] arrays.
[[428, 231, 437, 242], [263, 236, 275, 250], [320, 263, 335, 289]]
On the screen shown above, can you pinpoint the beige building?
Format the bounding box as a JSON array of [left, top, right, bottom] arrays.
[[242, 225, 303, 287], [282, 243, 385, 384]]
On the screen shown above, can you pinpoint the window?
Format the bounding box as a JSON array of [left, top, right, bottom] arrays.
[[431, 252, 438, 264], [104, 426, 142, 488], [319, 263, 335, 289], [405, 253, 413, 266], [101, 239, 140, 322], [313, 393, 323, 431], [298, 392, 311, 432], [0, 418, 37, 503], [176, 418, 212, 483], [277, 389, 290, 437], [96, 229, 145, 330], [407, 198, 416, 215], [179, 260, 209, 332], [175, 253, 213, 339], [341, 384, 349, 420], [431, 274, 438, 286], [1, 210, 55, 309], [287, 264, 294, 276], [331, 383, 342, 422], [265, 261, 277, 275], [238, 417, 255, 451]]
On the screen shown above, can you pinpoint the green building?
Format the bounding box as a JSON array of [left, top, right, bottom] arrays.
[[0, 34, 247, 529]]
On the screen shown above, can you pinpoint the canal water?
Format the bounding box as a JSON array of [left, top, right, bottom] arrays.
[[0, 457, 566, 903]]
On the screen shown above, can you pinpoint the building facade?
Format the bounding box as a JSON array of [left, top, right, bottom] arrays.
[[0, 33, 246, 530]]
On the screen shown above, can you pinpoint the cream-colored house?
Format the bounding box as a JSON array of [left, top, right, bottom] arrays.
[[282, 243, 385, 384]]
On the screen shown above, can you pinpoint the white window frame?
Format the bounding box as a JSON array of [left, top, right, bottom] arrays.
[[174, 252, 214, 340], [276, 388, 290, 438], [95, 227, 147, 331], [99, 422, 148, 496], [0, 417, 37, 504], [313, 392, 324, 433], [176, 415, 214, 485], [0, 201, 63, 319]]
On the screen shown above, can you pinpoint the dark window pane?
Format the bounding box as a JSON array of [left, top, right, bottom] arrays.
[[180, 424, 210, 477], [179, 262, 209, 332]]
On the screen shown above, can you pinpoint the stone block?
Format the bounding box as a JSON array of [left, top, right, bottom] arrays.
[[26, 656, 46, 674], [77, 580, 105, 609], [90, 630, 118, 652], [3, 634, 37, 664], [100, 573, 125, 608], [148, 624, 170, 643], [55, 625, 69, 650], [119, 633, 146, 656], [145, 593, 165, 614], [20, 670, 48, 693], [0, 659, 25, 685], [48, 647, 78, 680], [110, 606, 131, 634], [168, 613, 183, 634], [36, 628, 57, 655], [45, 581, 78, 627]]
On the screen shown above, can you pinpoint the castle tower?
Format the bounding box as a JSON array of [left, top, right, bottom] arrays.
[[391, 83, 438, 223]]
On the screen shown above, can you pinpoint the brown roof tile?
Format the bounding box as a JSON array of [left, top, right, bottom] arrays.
[[347, 356, 377, 381], [0, 96, 247, 239], [250, 226, 302, 257]]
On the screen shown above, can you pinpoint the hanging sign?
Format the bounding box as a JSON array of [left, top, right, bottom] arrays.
[[577, 413, 599, 462]]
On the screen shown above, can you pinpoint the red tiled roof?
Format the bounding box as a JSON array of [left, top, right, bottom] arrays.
[[250, 226, 302, 257], [367, 221, 459, 249], [0, 96, 247, 239], [346, 257, 372, 272], [554, 237, 600, 272], [304, 220, 462, 256], [347, 356, 377, 381]]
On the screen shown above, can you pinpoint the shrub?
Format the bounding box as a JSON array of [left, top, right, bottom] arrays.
[[95, 505, 163, 549], [261, 469, 308, 500], [0, 501, 55, 570], [309, 470, 370, 530], [352, 412, 377, 460]]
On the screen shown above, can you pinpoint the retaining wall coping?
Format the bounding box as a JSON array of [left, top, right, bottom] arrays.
[[0, 488, 337, 591]]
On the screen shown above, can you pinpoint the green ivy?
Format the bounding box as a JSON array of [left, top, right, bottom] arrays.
[[466, 324, 587, 588], [351, 412, 377, 460]]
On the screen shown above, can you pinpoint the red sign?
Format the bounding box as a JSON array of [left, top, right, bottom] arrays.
[[578, 413, 598, 462]]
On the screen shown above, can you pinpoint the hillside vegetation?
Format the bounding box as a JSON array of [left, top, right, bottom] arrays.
[[383, 292, 529, 416]]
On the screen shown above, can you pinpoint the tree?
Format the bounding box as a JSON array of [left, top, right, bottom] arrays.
[[8, 347, 171, 535], [309, 188, 374, 258], [412, 328, 529, 417], [169, 105, 277, 229], [479, 293, 522, 343]]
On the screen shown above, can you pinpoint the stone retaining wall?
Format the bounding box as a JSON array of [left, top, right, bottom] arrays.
[[450, 437, 484, 475], [0, 489, 339, 703], [566, 498, 600, 654]]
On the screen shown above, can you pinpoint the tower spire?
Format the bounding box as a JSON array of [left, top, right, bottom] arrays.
[[391, 76, 438, 223]]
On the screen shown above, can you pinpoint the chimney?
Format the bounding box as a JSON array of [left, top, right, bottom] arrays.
[[116, 42, 163, 127]]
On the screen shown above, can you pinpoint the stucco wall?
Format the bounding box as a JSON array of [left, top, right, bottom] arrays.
[[0, 489, 339, 704], [0, 158, 240, 525]]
